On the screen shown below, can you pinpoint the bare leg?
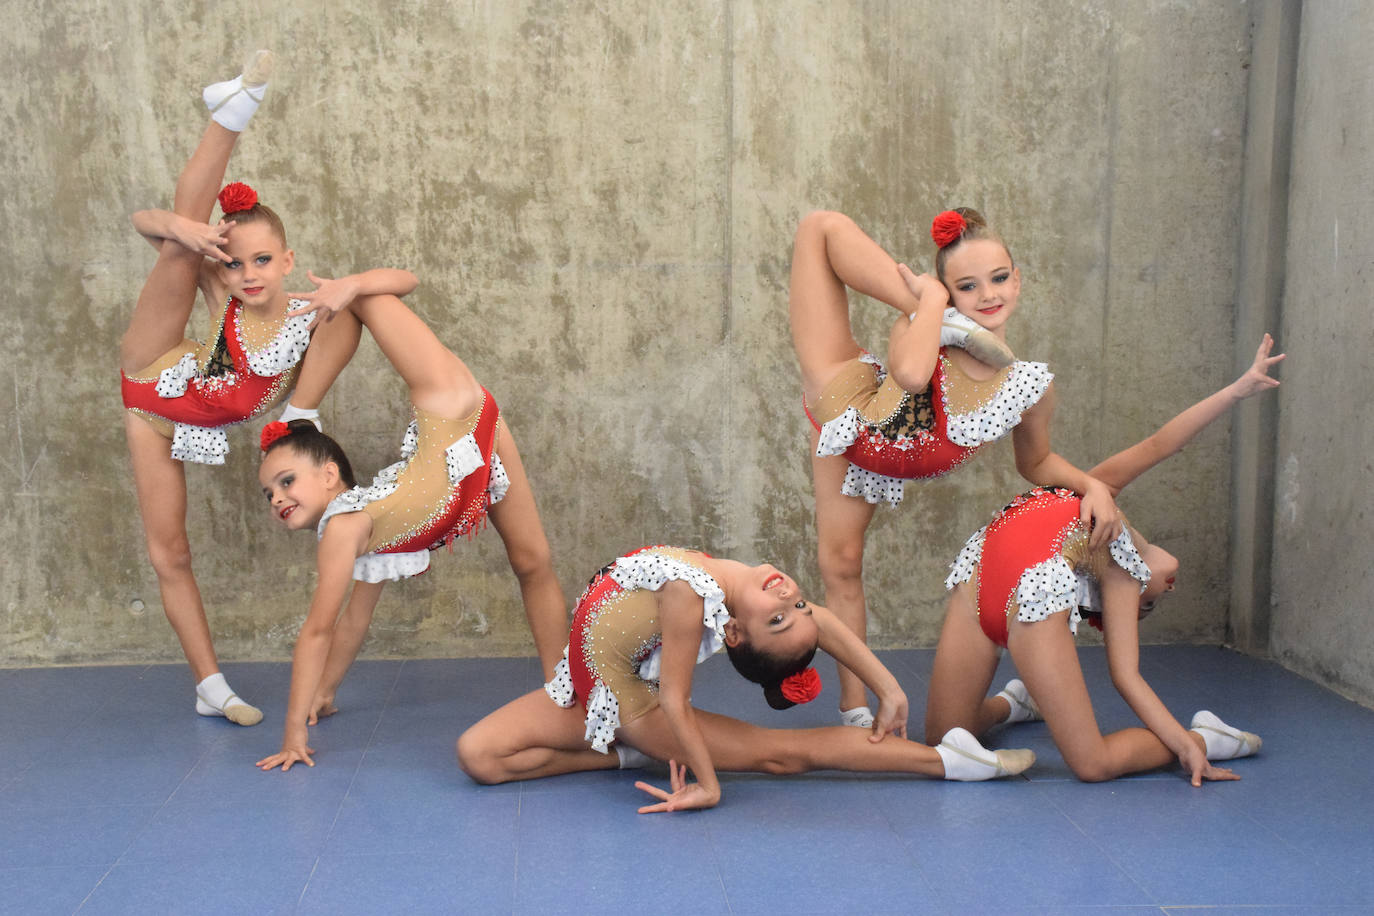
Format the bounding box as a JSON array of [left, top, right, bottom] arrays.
[[346, 294, 483, 418], [788, 210, 934, 404], [125, 414, 219, 681], [1007, 614, 1191, 781], [924, 585, 1006, 743], [811, 431, 877, 714], [457, 689, 618, 783], [487, 422, 568, 680], [288, 306, 363, 411], [620, 705, 947, 777], [120, 123, 239, 373]]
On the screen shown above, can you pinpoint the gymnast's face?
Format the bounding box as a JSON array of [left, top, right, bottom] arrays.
[[258, 445, 339, 531], [219, 221, 294, 307], [942, 238, 1020, 334], [1137, 542, 1179, 616], [724, 565, 820, 659]]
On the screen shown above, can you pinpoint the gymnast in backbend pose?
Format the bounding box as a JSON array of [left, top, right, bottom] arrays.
[[925, 335, 1283, 785], [456, 545, 1037, 813]]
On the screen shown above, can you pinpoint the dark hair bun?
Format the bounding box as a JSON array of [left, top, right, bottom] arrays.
[[763, 682, 797, 710]]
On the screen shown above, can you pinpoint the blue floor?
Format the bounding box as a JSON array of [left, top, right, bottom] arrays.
[[3, 646, 1373, 915]]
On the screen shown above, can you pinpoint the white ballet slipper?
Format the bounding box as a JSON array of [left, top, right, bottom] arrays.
[[839, 706, 874, 729], [936, 727, 1035, 780], [997, 678, 1042, 724], [203, 50, 274, 132], [937, 307, 1016, 368], [1190, 710, 1261, 760]]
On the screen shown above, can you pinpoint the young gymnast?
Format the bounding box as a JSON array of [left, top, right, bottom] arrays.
[[121, 53, 417, 725], [457, 546, 1037, 813], [254, 292, 567, 771], [924, 335, 1284, 785], [792, 209, 1121, 727]]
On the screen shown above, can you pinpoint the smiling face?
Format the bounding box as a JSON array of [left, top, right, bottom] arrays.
[[258, 444, 342, 532], [218, 220, 293, 307], [723, 565, 820, 661], [941, 238, 1021, 334]]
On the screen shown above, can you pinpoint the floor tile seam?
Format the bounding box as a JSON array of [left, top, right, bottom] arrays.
[[859, 780, 955, 904], [1217, 800, 1374, 905], [293, 855, 324, 911], [331, 658, 407, 820], [69, 862, 118, 915], [701, 817, 749, 914], [1034, 781, 1161, 906]]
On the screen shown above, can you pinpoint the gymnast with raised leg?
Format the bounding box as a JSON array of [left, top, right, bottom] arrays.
[[924, 335, 1283, 785], [254, 291, 567, 771], [120, 53, 417, 725], [456, 546, 1036, 813], [791, 209, 1122, 729]]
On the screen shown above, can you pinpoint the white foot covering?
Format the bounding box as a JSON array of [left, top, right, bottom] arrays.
[[615, 743, 652, 769], [997, 678, 1042, 724], [839, 706, 874, 729], [1190, 710, 1261, 760], [203, 50, 274, 132], [936, 727, 1035, 780], [277, 401, 322, 430], [937, 307, 1016, 368], [195, 672, 263, 726]]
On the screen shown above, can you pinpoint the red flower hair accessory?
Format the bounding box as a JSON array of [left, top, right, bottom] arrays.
[[930, 210, 967, 249], [779, 667, 822, 705], [259, 421, 291, 451], [218, 181, 259, 215]]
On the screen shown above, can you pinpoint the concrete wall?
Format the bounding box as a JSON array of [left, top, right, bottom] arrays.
[[0, 1, 1254, 665], [1268, 0, 1374, 707]]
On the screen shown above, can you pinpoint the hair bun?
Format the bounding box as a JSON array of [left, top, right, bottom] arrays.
[[218, 181, 259, 215], [931, 210, 968, 249]]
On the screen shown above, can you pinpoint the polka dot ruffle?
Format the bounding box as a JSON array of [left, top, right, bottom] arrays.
[[944, 525, 988, 590], [169, 423, 230, 465], [544, 651, 575, 707], [1110, 527, 1152, 591], [945, 361, 1052, 448], [1014, 555, 1082, 631], [840, 464, 907, 506], [244, 307, 311, 376]]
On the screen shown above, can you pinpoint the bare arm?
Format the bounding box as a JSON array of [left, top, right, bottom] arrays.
[[307, 579, 386, 724], [131, 209, 230, 303], [1099, 570, 1235, 786], [1011, 382, 1122, 548], [636, 582, 721, 813], [1090, 334, 1285, 496], [813, 604, 908, 740], [256, 512, 371, 772]]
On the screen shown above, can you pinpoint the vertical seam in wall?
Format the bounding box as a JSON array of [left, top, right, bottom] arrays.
[[1098, 19, 1120, 435], [723, 0, 735, 545]]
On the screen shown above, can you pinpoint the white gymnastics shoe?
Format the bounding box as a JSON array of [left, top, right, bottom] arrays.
[[937, 307, 1016, 368], [997, 678, 1042, 724], [1190, 710, 1262, 760], [936, 727, 1035, 780], [839, 706, 875, 729], [203, 50, 274, 132]]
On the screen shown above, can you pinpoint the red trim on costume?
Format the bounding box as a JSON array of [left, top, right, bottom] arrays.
[[376, 388, 501, 555], [804, 356, 980, 481], [976, 488, 1082, 647], [120, 298, 292, 428]]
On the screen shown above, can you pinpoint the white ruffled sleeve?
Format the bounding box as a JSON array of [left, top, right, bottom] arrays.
[[1109, 527, 1152, 591], [487, 453, 510, 504], [945, 360, 1053, 448], [608, 554, 729, 683]]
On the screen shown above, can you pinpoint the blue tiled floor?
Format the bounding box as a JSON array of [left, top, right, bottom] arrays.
[[2, 647, 1372, 914]]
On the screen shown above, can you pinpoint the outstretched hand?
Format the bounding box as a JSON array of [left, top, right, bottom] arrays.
[[256, 741, 316, 772], [287, 271, 363, 330], [174, 216, 232, 263], [634, 760, 720, 814], [1231, 333, 1285, 399], [1179, 740, 1239, 787]]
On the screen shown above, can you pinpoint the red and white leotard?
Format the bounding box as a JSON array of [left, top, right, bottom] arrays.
[[316, 388, 509, 583], [944, 487, 1152, 648], [542, 546, 729, 753], [121, 296, 311, 464], [805, 349, 1052, 506]]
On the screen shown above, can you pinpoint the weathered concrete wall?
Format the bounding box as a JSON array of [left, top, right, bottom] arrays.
[[0, 0, 1253, 665], [1268, 0, 1374, 707]]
